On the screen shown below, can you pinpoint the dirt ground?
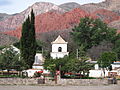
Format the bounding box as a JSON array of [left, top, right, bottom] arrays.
[[0, 85, 120, 90]]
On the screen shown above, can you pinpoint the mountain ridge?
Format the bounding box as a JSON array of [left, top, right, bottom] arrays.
[[0, 2, 65, 32], [0, 0, 120, 40]]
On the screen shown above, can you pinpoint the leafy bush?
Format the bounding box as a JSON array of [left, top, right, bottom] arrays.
[[80, 77, 96, 79], [0, 46, 6, 50]]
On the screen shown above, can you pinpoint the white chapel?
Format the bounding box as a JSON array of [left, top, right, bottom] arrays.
[[50, 35, 69, 59], [32, 53, 45, 69]]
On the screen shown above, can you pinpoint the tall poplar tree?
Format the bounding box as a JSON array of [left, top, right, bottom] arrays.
[[20, 9, 36, 69], [28, 9, 36, 68]]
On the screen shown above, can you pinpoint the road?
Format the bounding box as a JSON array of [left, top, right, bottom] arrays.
[[0, 85, 120, 90]]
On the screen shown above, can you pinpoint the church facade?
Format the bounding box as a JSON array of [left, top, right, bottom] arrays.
[[50, 35, 69, 59]]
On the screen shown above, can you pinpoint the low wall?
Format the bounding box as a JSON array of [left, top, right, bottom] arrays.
[[0, 78, 120, 85], [0, 78, 56, 85], [0, 78, 38, 85], [58, 79, 108, 85]]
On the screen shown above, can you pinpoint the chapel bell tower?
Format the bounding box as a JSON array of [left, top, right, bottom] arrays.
[[50, 35, 69, 59]]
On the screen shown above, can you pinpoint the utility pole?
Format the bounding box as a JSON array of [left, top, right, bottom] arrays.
[[76, 49, 78, 59]]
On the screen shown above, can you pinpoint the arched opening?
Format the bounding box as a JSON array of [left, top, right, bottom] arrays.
[[58, 47, 62, 52]]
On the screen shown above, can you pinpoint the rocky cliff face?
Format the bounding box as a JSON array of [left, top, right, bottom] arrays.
[[59, 2, 80, 11], [99, 0, 120, 14], [108, 19, 120, 30], [92, 9, 120, 23], [0, 2, 65, 32], [0, 1, 120, 39], [0, 13, 24, 32], [81, 3, 104, 13], [0, 13, 11, 21], [82, 0, 120, 14], [0, 33, 18, 46], [4, 8, 89, 38]]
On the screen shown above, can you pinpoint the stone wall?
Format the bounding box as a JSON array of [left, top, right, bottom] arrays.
[[0, 78, 120, 85], [0, 77, 56, 85], [0, 78, 38, 85], [58, 79, 108, 85]]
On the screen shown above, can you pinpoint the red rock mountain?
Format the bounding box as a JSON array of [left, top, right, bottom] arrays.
[[0, 2, 65, 32], [0, 0, 120, 39], [92, 9, 120, 23], [4, 8, 89, 38], [81, 0, 120, 14], [109, 19, 120, 30]]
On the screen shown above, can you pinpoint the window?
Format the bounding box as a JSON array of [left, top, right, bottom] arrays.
[[58, 47, 62, 52]]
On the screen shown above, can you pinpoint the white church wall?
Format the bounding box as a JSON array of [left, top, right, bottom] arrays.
[[34, 53, 44, 65], [52, 44, 67, 52], [32, 53, 44, 69], [50, 35, 69, 59], [50, 52, 69, 59]]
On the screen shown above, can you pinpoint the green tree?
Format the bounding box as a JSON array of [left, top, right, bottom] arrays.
[[20, 16, 30, 69], [20, 10, 36, 69], [97, 51, 117, 77], [44, 56, 93, 78], [0, 46, 24, 73], [44, 56, 75, 77], [36, 40, 44, 53], [113, 39, 120, 61], [65, 56, 93, 77], [71, 17, 117, 52], [43, 58, 56, 77], [28, 10, 36, 68]]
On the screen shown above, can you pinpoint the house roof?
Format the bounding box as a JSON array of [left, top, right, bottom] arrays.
[[52, 35, 68, 44]]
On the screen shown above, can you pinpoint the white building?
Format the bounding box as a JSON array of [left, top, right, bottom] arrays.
[[50, 35, 69, 59], [32, 53, 44, 69], [111, 61, 120, 70], [89, 61, 120, 77], [1, 45, 20, 54], [25, 53, 50, 77]]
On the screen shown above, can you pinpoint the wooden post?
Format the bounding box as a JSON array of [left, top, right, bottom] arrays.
[[76, 49, 78, 59], [55, 75, 57, 84]]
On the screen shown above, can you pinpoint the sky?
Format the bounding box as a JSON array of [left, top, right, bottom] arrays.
[[0, 0, 105, 14]]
